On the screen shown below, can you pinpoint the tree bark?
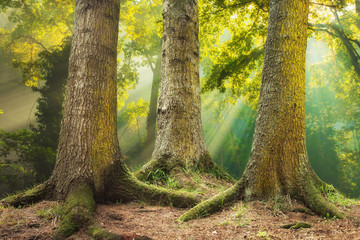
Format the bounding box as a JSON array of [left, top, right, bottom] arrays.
[[48, 0, 122, 201], [240, 0, 312, 198], [178, 0, 344, 222], [2, 1, 201, 237], [137, 0, 216, 178]]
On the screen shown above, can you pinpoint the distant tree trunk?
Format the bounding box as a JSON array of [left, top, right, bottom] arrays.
[[356, 0, 360, 16], [144, 48, 161, 160], [136, 0, 218, 179], [2, 0, 200, 238], [179, 0, 344, 222]]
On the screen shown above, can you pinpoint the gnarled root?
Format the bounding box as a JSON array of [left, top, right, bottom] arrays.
[[1, 183, 51, 207], [177, 180, 244, 222], [53, 183, 95, 239], [303, 179, 344, 219], [178, 177, 347, 222], [107, 160, 202, 208]]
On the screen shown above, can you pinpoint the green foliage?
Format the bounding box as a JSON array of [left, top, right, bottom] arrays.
[[199, 0, 267, 107], [36, 202, 62, 223], [0, 0, 73, 84], [145, 169, 180, 189], [0, 129, 55, 184], [0, 39, 69, 196], [121, 98, 149, 132]]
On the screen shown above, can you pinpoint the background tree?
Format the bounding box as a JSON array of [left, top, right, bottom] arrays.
[[2, 1, 199, 238], [136, 0, 229, 182], [120, 0, 163, 160], [179, 0, 345, 222]]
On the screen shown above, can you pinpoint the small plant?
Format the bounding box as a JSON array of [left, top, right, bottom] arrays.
[[146, 169, 180, 189], [232, 202, 248, 225], [36, 203, 62, 224], [323, 212, 338, 221], [325, 188, 360, 207], [256, 230, 271, 240]]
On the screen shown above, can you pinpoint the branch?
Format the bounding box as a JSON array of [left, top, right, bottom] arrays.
[[309, 2, 339, 8], [6, 35, 49, 52]]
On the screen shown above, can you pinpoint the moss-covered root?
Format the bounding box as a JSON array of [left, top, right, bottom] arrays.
[[53, 183, 96, 240], [89, 223, 153, 240], [112, 173, 202, 208], [89, 223, 123, 240], [303, 182, 344, 219], [1, 183, 49, 207], [108, 160, 202, 208], [177, 181, 243, 222]]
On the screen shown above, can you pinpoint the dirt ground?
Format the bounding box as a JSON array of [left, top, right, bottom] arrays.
[[1, 199, 359, 240]]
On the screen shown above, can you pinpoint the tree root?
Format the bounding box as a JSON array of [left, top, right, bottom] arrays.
[[107, 162, 202, 208], [177, 181, 244, 222], [89, 223, 153, 240], [135, 152, 233, 184], [178, 177, 348, 222], [53, 183, 95, 240], [303, 180, 344, 219], [1, 183, 50, 207]]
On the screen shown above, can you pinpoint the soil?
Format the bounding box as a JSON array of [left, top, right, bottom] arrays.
[[1, 199, 359, 240]]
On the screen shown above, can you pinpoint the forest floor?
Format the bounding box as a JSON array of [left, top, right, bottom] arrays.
[[1, 197, 360, 240]]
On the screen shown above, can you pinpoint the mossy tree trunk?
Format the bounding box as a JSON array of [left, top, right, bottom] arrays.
[[137, 0, 217, 179], [2, 0, 201, 238], [48, 0, 121, 201], [178, 0, 344, 222]]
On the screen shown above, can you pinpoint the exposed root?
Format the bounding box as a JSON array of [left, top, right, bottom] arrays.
[[89, 223, 153, 240], [53, 183, 95, 240], [177, 181, 244, 222], [89, 223, 124, 240], [281, 222, 311, 229], [178, 177, 349, 223], [303, 179, 344, 219], [1, 183, 50, 207], [107, 162, 202, 208], [135, 152, 233, 184]]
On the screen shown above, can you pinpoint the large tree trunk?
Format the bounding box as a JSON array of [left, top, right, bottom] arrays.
[[48, 0, 121, 201], [178, 0, 344, 222], [137, 0, 216, 179], [240, 0, 312, 198], [2, 0, 201, 238]]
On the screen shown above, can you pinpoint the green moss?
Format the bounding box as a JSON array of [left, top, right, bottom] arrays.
[[281, 222, 311, 229], [54, 183, 95, 239], [89, 224, 121, 240], [177, 181, 243, 222], [304, 178, 344, 219], [2, 184, 47, 207], [107, 159, 201, 208]]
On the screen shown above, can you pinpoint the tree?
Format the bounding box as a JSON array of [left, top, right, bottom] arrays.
[[136, 0, 226, 181], [178, 0, 345, 222], [120, 0, 163, 160], [2, 1, 199, 238]]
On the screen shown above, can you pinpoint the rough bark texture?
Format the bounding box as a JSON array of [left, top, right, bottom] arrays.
[[48, 0, 122, 201], [178, 0, 344, 222], [138, 0, 215, 178], [2, 0, 201, 238], [240, 0, 312, 199]]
